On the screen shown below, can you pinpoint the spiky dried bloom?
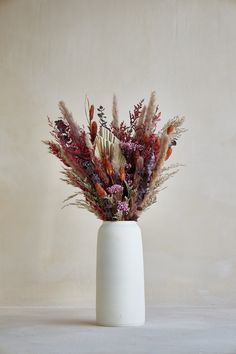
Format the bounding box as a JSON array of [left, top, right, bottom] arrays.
[[44, 92, 185, 221]]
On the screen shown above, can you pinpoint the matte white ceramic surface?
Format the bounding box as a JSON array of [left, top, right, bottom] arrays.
[[96, 221, 145, 326]]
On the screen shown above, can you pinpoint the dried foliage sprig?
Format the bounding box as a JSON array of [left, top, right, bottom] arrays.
[[44, 92, 185, 221]]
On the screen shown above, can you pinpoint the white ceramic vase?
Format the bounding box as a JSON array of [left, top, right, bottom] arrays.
[[96, 221, 145, 326]]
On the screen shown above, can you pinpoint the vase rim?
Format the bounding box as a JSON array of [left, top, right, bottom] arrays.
[[102, 220, 137, 224]]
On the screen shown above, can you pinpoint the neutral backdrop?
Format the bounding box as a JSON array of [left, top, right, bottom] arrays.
[[0, 0, 235, 307]]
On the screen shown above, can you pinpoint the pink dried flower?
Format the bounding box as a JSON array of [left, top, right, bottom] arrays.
[[107, 184, 124, 194], [117, 201, 129, 213]]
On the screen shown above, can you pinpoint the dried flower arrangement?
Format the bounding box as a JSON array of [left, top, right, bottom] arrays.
[[44, 92, 185, 221]]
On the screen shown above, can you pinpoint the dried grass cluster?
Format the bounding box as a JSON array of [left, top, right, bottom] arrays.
[[44, 92, 186, 221]]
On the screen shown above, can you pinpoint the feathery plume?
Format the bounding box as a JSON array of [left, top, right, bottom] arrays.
[[144, 91, 156, 135], [112, 95, 119, 129], [139, 134, 170, 211]]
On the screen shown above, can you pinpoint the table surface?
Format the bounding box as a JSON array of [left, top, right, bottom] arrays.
[[0, 307, 235, 354]]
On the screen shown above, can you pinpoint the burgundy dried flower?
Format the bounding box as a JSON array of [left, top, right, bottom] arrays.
[[89, 105, 94, 121], [90, 121, 97, 142]]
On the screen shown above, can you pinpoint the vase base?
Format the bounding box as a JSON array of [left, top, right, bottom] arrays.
[[96, 321, 145, 327]]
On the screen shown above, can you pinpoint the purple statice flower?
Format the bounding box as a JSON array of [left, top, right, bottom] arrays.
[[137, 185, 146, 203], [137, 152, 156, 203], [146, 152, 156, 180], [107, 184, 124, 194], [117, 201, 129, 213], [120, 142, 143, 152]]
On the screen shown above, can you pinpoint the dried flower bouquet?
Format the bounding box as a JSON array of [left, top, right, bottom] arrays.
[[44, 92, 185, 221]]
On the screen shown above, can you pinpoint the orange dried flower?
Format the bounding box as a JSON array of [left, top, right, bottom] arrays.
[[95, 183, 107, 198], [167, 124, 175, 135], [104, 158, 113, 176], [165, 147, 172, 160], [119, 166, 126, 181], [89, 105, 94, 121]]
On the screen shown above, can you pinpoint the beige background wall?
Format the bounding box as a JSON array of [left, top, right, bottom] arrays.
[[0, 0, 236, 307]]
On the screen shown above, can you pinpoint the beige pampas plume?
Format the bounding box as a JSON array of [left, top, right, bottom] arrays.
[[139, 133, 170, 211], [59, 101, 73, 125], [58, 101, 82, 144], [162, 116, 186, 140], [112, 94, 119, 129], [144, 91, 156, 135]]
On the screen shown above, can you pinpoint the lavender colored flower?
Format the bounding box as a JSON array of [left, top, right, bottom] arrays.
[[120, 142, 143, 152], [107, 184, 124, 194], [117, 201, 129, 213], [137, 184, 147, 203], [137, 152, 156, 203], [146, 152, 156, 179]]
